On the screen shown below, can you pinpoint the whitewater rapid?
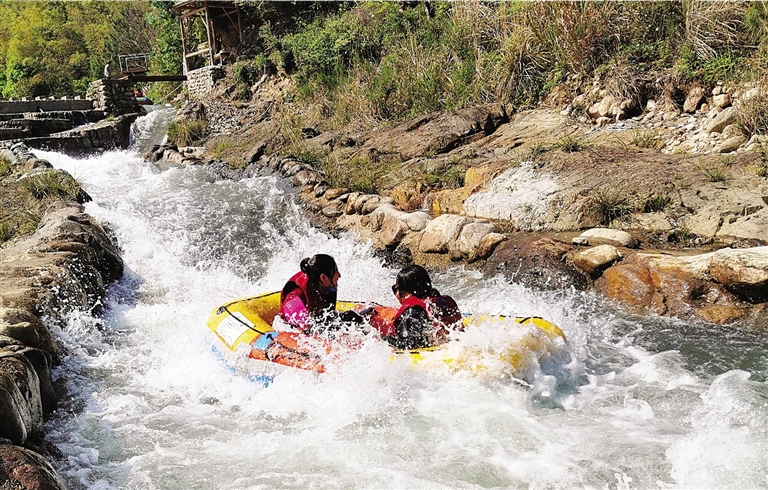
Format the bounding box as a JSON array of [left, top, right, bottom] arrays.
[[36, 109, 768, 489]]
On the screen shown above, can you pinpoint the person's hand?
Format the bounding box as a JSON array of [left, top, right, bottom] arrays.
[[357, 304, 375, 316]]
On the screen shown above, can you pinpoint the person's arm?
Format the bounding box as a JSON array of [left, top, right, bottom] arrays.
[[280, 295, 309, 330], [387, 306, 431, 350]]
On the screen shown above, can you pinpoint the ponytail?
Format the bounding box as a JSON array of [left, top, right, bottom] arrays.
[[299, 254, 338, 280]]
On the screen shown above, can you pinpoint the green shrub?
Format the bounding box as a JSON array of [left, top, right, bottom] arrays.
[[695, 161, 727, 182], [318, 152, 396, 194], [631, 129, 663, 149], [588, 188, 634, 225], [0, 156, 11, 178], [756, 143, 768, 177], [167, 119, 207, 147], [0, 220, 13, 243], [555, 133, 587, 152], [643, 193, 673, 213]]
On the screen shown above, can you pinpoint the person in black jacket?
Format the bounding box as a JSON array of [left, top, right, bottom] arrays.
[[386, 265, 462, 350]]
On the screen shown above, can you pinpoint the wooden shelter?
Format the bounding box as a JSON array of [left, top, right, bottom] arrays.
[[171, 1, 243, 74]]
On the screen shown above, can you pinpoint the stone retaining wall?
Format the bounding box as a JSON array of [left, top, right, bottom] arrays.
[[186, 66, 225, 99], [87, 79, 142, 115]]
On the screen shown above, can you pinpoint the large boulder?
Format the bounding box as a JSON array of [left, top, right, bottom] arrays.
[[595, 253, 746, 324], [0, 440, 66, 490], [704, 107, 736, 133], [419, 214, 470, 254], [482, 238, 590, 290], [709, 247, 768, 302], [456, 222, 496, 262], [0, 309, 57, 356]]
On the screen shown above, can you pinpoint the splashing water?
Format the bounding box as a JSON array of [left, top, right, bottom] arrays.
[[36, 110, 768, 489]]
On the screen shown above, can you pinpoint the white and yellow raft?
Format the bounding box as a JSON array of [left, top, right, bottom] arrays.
[[206, 291, 567, 384]]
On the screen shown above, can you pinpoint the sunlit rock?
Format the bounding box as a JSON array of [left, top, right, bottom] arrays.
[[709, 247, 768, 301], [576, 228, 637, 248], [571, 244, 624, 278], [419, 214, 470, 253], [0, 309, 57, 356]]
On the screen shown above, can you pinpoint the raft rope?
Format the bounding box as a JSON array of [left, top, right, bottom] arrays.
[[218, 305, 270, 335]]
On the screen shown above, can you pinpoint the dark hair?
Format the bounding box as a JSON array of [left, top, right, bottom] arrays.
[[300, 254, 337, 280], [395, 264, 437, 299]]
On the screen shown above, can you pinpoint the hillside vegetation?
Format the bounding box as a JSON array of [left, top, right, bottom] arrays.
[[0, 1, 180, 98], [231, 1, 768, 128]]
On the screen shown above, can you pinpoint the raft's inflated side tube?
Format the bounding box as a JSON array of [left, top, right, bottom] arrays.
[[206, 292, 568, 377]]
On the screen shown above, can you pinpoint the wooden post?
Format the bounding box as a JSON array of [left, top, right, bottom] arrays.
[[204, 4, 214, 67], [179, 13, 189, 74]]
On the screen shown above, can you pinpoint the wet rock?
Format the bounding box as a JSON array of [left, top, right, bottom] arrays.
[[571, 244, 624, 278], [475, 232, 506, 261], [419, 214, 470, 253], [483, 238, 590, 291], [0, 352, 44, 444], [0, 309, 57, 356], [0, 440, 66, 490], [595, 253, 746, 324]]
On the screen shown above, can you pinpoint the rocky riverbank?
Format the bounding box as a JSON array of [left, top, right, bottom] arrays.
[[0, 144, 123, 489], [155, 71, 768, 331]]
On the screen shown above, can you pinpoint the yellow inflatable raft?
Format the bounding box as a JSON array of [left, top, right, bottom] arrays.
[[206, 292, 566, 384]]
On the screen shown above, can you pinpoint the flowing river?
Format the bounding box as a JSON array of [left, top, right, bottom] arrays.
[[36, 109, 768, 489]]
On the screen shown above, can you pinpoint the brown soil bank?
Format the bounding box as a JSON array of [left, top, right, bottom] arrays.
[[0, 143, 123, 489]]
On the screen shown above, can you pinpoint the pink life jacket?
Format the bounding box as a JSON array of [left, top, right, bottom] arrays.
[[279, 271, 335, 328]]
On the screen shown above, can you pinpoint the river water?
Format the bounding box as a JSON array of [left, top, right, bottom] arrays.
[[36, 109, 768, 489]]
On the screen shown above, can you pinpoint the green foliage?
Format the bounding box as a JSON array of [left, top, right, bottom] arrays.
[[703, 53, 738, 83], [588, 188, 634, 225], [167, 119, 207, 147], [0, 2, 177, 98], [19, 170, 82, 200], [756, 143, 768, 177], [318, 152, 396, 194], [643, 193, 673, 213], [422, 164, 465, 189], [0, 156, 11, 178], [695, 161, 727, 182], [631, 129, 663, 149], [555, 133, 588, 152]]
